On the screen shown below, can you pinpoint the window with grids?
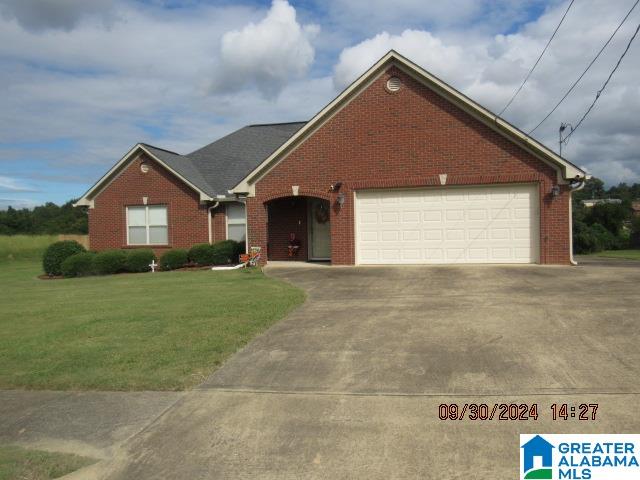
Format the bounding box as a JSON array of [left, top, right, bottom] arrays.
[[226, 203, 246, 243], [127, 205, 168, 245]]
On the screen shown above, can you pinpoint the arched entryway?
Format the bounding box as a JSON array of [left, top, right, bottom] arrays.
[[265, 195, 331, 262]]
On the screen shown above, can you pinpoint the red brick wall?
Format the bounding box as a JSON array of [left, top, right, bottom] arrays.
[[211, 204, 227, 243], [267, 197, 308, 261], [88, 153, 210, 256], [248, 66, 571, 265]]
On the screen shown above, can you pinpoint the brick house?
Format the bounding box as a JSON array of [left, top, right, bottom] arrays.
[[76, 51, 588, 265]]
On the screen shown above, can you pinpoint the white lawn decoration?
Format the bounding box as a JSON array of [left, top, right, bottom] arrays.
[[149, 260, 158, 272]]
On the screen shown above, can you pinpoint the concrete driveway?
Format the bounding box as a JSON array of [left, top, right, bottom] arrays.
[[98, 258, 640, 479]]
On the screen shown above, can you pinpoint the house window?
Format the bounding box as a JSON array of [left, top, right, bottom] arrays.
[[226, 202, 246, 243], [127, 205, 168, 245]]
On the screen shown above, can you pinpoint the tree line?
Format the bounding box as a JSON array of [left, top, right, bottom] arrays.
[[0, 200, 88, 235], [572, 178, 640, 253]]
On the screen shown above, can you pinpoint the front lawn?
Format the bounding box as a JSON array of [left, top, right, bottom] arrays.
[[0, 260, 304, 390], [593, 249, 640, 261], [0, 445, 95, 480]]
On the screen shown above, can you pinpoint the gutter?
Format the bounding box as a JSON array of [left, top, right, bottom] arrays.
[[208, 202, 220, 244], [568, 177, 589, 266]]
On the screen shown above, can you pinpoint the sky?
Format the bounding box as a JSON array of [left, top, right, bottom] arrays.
[[0, 0, 639, 209]]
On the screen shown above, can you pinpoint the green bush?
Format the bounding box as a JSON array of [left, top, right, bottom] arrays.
[[42, 240, 86, 275], [160, 249, 188, 271], [61, 252, 95, 277], [93, 249, 127, 275], [574, 221, 619, 254], [126, 249, 157, 273], [211, 240, 243, 265], [188, 243, 216, 266]]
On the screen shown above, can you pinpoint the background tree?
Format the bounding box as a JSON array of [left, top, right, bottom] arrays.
[[0, 200, 88, 235]]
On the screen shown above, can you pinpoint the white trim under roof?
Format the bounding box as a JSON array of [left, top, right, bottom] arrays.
[[230, 50, 586, 196], [73, 144, 214, 208]]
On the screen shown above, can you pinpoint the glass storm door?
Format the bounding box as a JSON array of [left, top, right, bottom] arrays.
[[308, 198, 331, 260]]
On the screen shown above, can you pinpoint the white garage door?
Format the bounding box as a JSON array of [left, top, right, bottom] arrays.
[[355, 184, 539, 264]]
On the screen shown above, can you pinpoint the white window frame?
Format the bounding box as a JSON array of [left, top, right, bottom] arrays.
[[126, 205, 168, 246], [225, 202, 247, 244]]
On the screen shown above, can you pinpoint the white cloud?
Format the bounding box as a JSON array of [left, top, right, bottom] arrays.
[[211, 0, 320, 98], [0, 175, 37, 192], [0, 0, 117, 32], [332, 0, 640, 186], [321, 0, 553, 36], [333, 30, 485, 90]]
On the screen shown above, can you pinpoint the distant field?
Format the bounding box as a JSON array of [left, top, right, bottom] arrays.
[[594, 249, 640, 261], [0, 235, 57, 263]]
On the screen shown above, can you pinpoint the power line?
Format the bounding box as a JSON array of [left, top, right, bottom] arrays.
[[528, 0, 640, 134], [563, 22, 640, 142], [499, 0, 576, 116]]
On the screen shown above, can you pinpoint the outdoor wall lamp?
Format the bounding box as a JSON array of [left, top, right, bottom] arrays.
[[336, 192, 346, 208], [551, 185, 561, 197], [330, 181, 342, 192]]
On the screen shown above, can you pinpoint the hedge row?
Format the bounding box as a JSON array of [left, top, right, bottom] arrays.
[[187, 240, 244, 266], [44, 239, 244, 277], [60, 248, 157, 277]]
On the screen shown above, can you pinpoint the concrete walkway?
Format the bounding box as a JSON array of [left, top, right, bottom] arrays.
[[0, 390, 182, 475], [3, 258, 639, 478]]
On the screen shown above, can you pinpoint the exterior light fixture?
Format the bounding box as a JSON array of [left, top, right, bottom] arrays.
[[336, 192, 345, 207], [551, 185, 560, 197], [330, 181, 342, 192]]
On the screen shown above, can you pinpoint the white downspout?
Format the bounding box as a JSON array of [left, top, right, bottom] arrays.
[[569, 179, 587, 265], [208, 202, 220, 244]]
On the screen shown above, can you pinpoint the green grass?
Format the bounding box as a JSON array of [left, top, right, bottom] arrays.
[[0, 235, 57, 263], [593, 249, 640, 261], [0, 445, 96, 480], [0, 259, 305, 390]]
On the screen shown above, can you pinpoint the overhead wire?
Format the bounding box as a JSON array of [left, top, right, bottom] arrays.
[[498, 0, 577, 116], [528, 0, 640, 134]]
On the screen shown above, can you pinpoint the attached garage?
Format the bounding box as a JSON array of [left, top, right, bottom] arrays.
[[355, 184, 539, 265]]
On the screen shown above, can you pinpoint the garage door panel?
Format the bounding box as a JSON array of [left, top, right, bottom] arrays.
[[356, 184, 539, 264]]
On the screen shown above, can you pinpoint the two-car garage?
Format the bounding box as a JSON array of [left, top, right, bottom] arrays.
[[355, 184, 540, 265]]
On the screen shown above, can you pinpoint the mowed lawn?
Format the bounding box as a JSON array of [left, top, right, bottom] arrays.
[[594, 249, 640, 261], [0, 445, 95, 480], [0, 258, 304, 390]]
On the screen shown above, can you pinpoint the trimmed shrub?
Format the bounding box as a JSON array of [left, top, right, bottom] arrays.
[[93, 249, 127, 275], [43, 240, 86, 276], [188, 243, 216, 266], [61, 252, 95, 277], [211, 240, 242, 265], [126, 249, 157, 273], [160, 249, 188, 271]]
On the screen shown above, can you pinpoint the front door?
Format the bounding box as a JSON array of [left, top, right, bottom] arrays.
[[308, 198, 331, 260]]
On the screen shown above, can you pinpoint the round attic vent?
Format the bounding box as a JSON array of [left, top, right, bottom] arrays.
[[140, 163, 149, 173], [386, 76, 401, 92]]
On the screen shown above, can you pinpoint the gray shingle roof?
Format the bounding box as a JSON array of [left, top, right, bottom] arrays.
[[143, 122, 306, 198], [141, 144, 216, 197]]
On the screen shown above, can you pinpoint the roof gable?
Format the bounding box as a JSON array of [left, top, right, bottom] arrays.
[[74, 144, 215, 207], [231, 50, 586, 195], [74, 123, 305, 207]]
